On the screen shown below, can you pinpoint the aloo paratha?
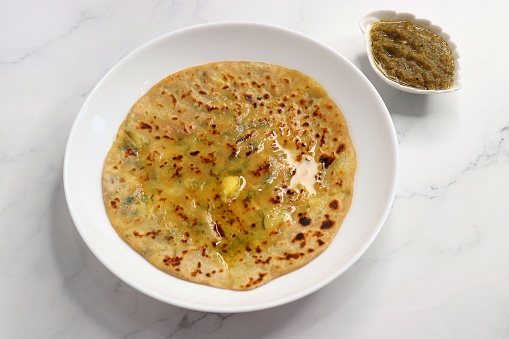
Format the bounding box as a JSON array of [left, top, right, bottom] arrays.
[[102, 61, 356, 290]]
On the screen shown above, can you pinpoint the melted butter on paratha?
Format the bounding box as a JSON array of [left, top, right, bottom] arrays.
[[102, 61, 356, 290]]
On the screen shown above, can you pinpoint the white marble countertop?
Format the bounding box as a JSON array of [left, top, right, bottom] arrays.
[[1, 0, 508, 338]]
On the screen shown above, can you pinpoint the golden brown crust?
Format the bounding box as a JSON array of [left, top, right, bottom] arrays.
[[102, 61, 356, 290]]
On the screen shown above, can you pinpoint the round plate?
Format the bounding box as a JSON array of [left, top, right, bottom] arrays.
[[64, 22, 398, 313]]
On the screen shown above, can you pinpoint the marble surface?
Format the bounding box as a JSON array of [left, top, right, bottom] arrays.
[[1, 0, 508, 338]]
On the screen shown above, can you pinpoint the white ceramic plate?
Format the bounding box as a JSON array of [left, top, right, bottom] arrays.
[[64, 22, 398, 313]]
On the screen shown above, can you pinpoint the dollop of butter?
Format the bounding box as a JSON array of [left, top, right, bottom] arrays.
[[273, 139, 319, 195]]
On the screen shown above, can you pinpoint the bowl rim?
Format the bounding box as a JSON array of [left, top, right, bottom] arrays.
[[360, 10, 461, 94]]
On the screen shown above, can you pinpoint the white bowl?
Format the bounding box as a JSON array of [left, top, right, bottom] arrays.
[[64, 22, 398, 313], [360, 10, 461, 94]]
